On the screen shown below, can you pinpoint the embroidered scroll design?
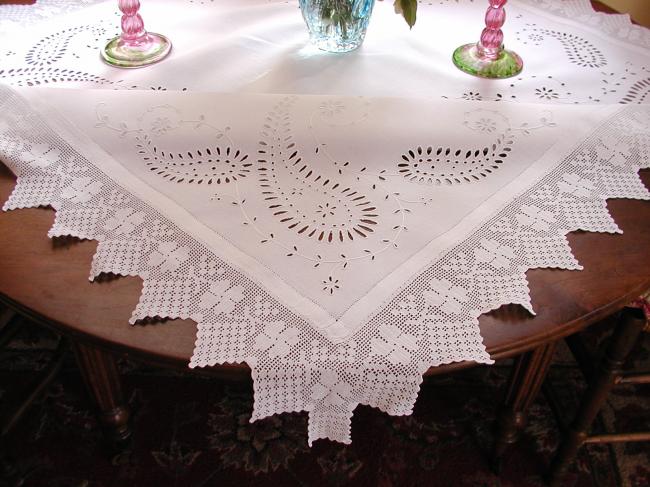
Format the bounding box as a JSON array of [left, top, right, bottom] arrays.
[[621, 77, 650, 104], [95, 104, 251, 185], [3, 84, 649, 448], [0, 22, 181, 91], [517, 25, 607, 68], [0, 67, 117, 88], [257, 98, 379, 244], [137, 136, 251, 185], [397, 109, 554, 185], [397, 136, 514, 185], [0, 23, 119, 88], [25, 24, 109, 66]]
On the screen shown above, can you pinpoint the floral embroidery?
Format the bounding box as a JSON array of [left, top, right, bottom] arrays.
[[319, 100, 345, 118], [474, 118, 497, 133], [535, 87, 559, 100], [24, 24, 110, 67], [95, 98, 402, 296], [515, 205, 556, 232], [310, 370, 352, 408], [397, 136, 513, 185], [136, 135, 251, 185], [199, 280, 245, 314], [147, 86, 188, 91], [461, 91, 482, 101], [102, 208, 145, 235], [322, 276, 340, 295], [595, 143, 630, 168], [254, 321, 300, 358], [517, 25, 607, 68], [398, 110, 554, 186], [316, 202, 337, 219], [147, 241, 190, 273], [21, 143, 61, 169], [257, 98, 379, 243], [0, 22, 119, 88], [474, 239, 515, 269], [370, 324, 417, 365], [620, 77, 650, 104], [2, 28, 649, 446], [557, 173, 596, 198], [0, 66, 116, 88], [422, 278, 469, 314], [137, 105, 183, 134], [150, 116, 175, 135], [94, 104, 251, 186], [60, 176, 102, 203]]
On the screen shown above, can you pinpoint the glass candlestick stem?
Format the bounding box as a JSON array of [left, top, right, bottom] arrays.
[[102, 0, 171, 68], [452, 0, 522, 79]]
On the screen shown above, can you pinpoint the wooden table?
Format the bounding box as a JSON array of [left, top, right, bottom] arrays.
[[1, 0, 649, 466], [1, 159, 649, 460]]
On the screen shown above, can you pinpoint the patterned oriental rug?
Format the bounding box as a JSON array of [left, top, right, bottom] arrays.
[[1, 311, 649, 487]]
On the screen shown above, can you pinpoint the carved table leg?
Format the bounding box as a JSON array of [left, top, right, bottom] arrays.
[[490, 341, 558, 473], [72, 342, 131, 444]]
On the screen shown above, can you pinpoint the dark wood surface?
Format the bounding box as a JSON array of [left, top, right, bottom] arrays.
[[1, 163, 649, 376], [0, 0, 649, 377]]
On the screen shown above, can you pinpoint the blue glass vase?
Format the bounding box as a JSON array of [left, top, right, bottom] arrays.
[[299, 0, 375, 53]]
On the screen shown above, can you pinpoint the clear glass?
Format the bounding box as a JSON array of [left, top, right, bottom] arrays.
[[299, 0, 375, 53], [452, 0, 523, 79], [102, 0, 171, 69]]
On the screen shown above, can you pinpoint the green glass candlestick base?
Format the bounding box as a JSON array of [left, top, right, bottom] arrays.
[[101, 32, 171, 69], [452, 43, 523, 79]]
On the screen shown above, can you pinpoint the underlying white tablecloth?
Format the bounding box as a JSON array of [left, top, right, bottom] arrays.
[[1, 0, 649, 102], [1, 0, 649, 445]]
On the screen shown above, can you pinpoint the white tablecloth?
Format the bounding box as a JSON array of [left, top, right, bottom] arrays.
[[1, 0, 649, 445]]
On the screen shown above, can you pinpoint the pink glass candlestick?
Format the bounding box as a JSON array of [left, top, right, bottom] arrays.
[[101, 0, 171, 68], [452, 0, 522, 79]]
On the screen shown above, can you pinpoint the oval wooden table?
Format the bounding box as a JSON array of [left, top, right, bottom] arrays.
[[1, 0, 649, 464], [1, 157, 649, 463]]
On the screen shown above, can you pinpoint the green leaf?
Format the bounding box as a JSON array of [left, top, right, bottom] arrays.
[[393, 0, 417, 28]]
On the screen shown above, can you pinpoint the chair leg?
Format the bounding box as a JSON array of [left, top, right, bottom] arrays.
[[72, 342, 131, 444], [1, 339, 69, 437], [491, 341, 558, 473], [0, 334, 68, 486], [547, 308, 647, 487]]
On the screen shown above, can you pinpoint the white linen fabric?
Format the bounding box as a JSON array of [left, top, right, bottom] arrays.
[[0, 0, 649, 445], [40, 89, 618, 334], [0, 0, 101, 31], [1, 0, 649, 103]]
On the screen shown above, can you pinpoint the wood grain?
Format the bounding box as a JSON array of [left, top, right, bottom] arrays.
[[1, 161, 648, 375], [0, 0, 648, 374]]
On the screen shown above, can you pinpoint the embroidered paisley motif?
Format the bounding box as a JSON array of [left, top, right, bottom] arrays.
[[257, 98, 378, 243], [518, 25, 607, 68], [397, 134, 514, 185], [137, 135, 251, 185]]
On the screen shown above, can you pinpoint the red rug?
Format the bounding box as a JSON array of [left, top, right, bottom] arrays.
[[1, 316, 649, 487]]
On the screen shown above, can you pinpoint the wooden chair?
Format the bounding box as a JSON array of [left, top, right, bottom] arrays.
[[547, 306, 650, 486]]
